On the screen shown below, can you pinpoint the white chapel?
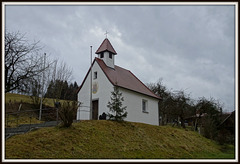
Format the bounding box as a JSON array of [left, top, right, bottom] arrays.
[[76, 38, 161, 125]]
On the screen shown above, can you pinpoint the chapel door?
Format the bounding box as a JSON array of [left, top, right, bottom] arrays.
[[92, 100, 99, 120]]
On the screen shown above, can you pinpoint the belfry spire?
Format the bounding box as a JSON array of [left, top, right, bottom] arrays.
[[95, 38, 117, 55], [95, 38, 117, 69]]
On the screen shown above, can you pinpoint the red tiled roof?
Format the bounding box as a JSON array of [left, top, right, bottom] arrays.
[[95, 38, 117, 55], [77, 58, 161, 100]]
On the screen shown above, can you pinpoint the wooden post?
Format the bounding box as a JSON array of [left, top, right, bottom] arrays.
[[194, 118, 198, 131], [16, 113, 19, 127], [18, 103, 22, 111], [29, 114, 32, 130], [56, 108, 59, 125]]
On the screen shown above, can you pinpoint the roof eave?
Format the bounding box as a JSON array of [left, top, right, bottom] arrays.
[[76, 58, 97, 94], [116, 85, 162, 100], [96, 49, 117, 55]]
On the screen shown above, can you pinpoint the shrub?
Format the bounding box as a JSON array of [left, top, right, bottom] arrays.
[[58, 101, 79, 127]]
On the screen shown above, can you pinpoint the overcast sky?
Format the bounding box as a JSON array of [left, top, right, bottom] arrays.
[[4, 3, 236, 112]]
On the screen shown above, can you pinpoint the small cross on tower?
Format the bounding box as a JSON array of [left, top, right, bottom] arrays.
[[104, 30, 109, 38]]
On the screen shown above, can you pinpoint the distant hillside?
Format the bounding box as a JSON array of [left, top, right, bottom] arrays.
[[5, 93, 68, 109], [5, 93, 72, 127], [5, 120, 234, 159]]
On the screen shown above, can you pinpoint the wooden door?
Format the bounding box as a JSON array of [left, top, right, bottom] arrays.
[[92, 100, 98, 120]]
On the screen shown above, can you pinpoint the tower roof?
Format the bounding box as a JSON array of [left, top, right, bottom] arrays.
[[95, 38, 117, 55]]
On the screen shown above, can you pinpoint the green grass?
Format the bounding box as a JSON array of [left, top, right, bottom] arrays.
[[5, 93, 68, 108], [5, 93, 32, 104], [5, 114, 43, 128], [5, 120, 235, 159], [5, 93, 68, 127]]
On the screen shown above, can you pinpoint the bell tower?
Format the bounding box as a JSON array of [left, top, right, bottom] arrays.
[[95, 38, 117, 69]]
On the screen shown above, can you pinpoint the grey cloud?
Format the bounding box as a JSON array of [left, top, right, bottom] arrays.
[[5, 4, 235, 112]]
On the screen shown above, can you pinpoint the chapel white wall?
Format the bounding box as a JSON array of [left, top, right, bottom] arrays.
[[77, 60, 159, 126], [103, 51, 114, 68], [77, 60, 114, 120], [119, 88, 159, 126]]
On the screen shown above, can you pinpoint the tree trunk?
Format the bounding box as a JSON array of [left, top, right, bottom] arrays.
[[194, 118, 198, 131], [164, 114, 167, 125], [180, 117, 186, 128]]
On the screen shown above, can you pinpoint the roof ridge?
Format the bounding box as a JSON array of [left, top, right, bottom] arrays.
[[76, 58, 97, 93], [127, 70, 161, 99], [106, 38, 117, 54], [97, 59, 161, 99], [114, 65, 129, 71], [95, 39, 106, 54], [95, 58, 116, 85]]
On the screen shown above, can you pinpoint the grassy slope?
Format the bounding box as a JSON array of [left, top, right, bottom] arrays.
[[6, 115, 43, 128], [5, 93, 33, 104], [5, 120, 235, 159], [5, 93, 71, 127], [5, 93, 55, 127], [5, 93, 68, 108]]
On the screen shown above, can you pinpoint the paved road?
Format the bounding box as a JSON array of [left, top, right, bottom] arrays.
[[5, 121, 59, 139]]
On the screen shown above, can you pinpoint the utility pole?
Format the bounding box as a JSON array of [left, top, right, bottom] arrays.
[[89, 46, 93, 120], [39, 53, 46, 121], [53, 59, 57, 82]]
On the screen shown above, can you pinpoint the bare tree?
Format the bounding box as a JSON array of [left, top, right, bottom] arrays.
[[56, 61, 73, 82], [147, 79, 172, 125], [171, 90, 192, 128], [195, 97, 223, 140], [147, 79, 195, 127], [44, 59, 73, 101], [5, 31, 45, 93]]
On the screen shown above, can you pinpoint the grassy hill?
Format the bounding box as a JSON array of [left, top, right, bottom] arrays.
[[5, 120, 235, 159], [5, 93, 67, 108], [5, 93, 59, 127]]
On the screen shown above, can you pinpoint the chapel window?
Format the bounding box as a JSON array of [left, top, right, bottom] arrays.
[[109, 52, 112, 59], [100, 53, 104, 58], [142, 99, 148, 113], [94, 71, 97, 79]]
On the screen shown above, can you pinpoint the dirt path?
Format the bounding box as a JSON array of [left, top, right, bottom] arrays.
[[5, 121, 59, 139]]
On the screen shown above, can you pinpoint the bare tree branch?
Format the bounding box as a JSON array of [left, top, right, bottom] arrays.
[[5, 31, 44, 93]]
